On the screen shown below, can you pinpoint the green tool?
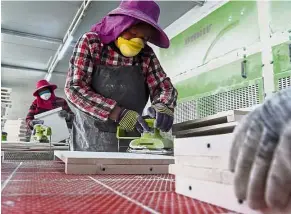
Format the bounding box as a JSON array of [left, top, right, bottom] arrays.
[[31, 124, 52, 143], [2, 132, 7, 141], [116, 118, 173, 155]]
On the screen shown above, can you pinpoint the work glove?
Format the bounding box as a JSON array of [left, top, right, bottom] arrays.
[[58, 110, 68, 119], [117, 108, 150, 133], [229, 87, 291, 211], [148, 103, 174, 132], [29, 119, 44, 127]]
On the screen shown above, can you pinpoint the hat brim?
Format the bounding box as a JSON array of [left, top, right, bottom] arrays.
[[109, 8, 170, 48], [33, 84, 57, 96]]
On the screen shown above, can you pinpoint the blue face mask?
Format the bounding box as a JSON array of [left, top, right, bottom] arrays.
[[39, 90, 51, 100]]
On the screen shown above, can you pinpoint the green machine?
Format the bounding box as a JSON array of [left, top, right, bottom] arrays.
[[159, 1, 291, 123]]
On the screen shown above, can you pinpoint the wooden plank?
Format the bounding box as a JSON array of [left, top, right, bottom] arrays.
[[65, 164, 169, 175], [55, 151, 174, 165], [174, 133, 233, 156], [1, 142, 69, 151], [175, 155, 229, 170], [169, 164, 233, 185], [173, 110, 248, 132], [174, 122, 237, 138], [175, 176, 291, 214]]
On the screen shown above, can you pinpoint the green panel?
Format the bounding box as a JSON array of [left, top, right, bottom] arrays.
[[175, 53, 262, 101], [159, 1, 259, 77], [270, 1, 291, 33], [272, 43, 291, 74]]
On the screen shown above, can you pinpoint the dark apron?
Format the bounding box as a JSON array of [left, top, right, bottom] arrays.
[[69, 65, 149, 152]]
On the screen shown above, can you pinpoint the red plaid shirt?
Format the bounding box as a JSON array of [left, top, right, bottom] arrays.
[[65, 32, 177, 121]]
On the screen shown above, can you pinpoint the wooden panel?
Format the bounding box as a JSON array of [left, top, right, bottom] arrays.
[[55, 151, 175, 165], [173, 110, 248, 132], [169, 164, 233, 185], [174, 133, 234, 156], [175, 176, 290, 214], [65, 164, 169, 175], [174, 122, 237, 138]]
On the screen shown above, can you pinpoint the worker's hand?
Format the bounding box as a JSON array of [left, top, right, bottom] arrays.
[[58, 110, 68, 119], [117, 109, 150, 133], [148, 103, 174, 132], [30, 119, 44, 127], [229, 87, 291, 210]]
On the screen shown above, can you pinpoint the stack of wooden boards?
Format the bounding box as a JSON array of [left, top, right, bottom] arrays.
[[1, 87, 12, 131], [171, 109, 291, 213], [3, 119, 27, 142], [171, 110, 258, 213], [54, 151, 174, 175]]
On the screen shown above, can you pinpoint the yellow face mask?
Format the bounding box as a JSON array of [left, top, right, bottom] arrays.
[[115, 37, 145, 57]]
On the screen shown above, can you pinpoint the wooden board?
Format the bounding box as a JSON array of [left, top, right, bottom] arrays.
[[175, 176, 291, 214], [2, 142, 69, 151], [174, 133, 233, 156], [174, 122, 237, 138], [65, 164, 169, 175], [173, 110, 248, 132], [55, 151, 175, 165], [169, 164, 233, 185], [175, 155, 229, 170], [34, 107, 70, 143]]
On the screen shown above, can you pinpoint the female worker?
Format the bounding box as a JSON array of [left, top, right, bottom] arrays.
[[26, 79, 74, 138], [65, 0, 178, 152]]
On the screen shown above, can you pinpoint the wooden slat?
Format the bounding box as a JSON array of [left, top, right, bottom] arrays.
[[173, 110, 248, 133], [65, 164, 169, 175], [174, 122, 237, 138], [174, 155, 229, 170], [169, 164, 233, 185]]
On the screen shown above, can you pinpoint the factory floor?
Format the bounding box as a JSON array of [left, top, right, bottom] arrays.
[[1, 161, 233, 214]]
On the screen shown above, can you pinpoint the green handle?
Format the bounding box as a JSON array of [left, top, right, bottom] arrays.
[[116, 118, 155, 139]]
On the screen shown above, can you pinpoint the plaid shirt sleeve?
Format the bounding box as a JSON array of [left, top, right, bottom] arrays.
[[64, 33, 117, 121], [146, 51, 178, 110], [26, 101, 37, 129]]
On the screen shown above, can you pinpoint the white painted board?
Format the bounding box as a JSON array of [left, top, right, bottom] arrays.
[[169, 164, 233, 185], [174, 133, 234, 156], [55, 151, 175, 165], [34, 107, 69, 143], [175, 176, 291, 214]]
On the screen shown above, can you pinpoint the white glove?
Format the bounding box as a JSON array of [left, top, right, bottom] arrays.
[[229, 87, 291, 210]]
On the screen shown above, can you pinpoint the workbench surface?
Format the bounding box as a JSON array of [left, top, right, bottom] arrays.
[[1, 161, 232, 214]]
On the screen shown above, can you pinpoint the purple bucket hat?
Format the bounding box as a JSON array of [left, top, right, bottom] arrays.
[[90, 0, 170, 48]]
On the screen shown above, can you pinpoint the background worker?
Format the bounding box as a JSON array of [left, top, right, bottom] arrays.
[[26, 79, 74, 141]]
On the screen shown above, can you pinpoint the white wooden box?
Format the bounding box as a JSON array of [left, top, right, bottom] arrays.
[[34, 107, 69, 143]]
